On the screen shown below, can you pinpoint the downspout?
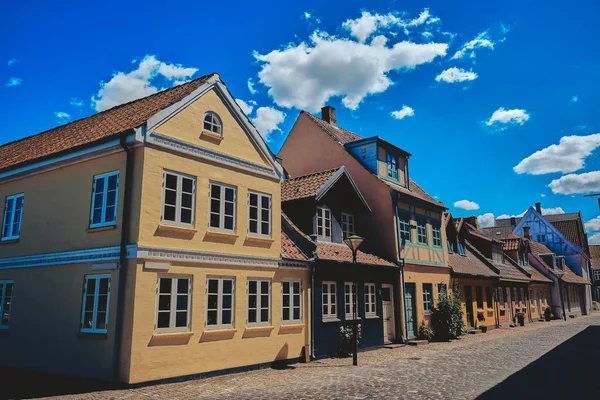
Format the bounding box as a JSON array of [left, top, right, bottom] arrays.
[[112, 134, 135, 382], [310, 262, 315, 360], [393, 195, 407, 343], [494, 280, 500, 328]]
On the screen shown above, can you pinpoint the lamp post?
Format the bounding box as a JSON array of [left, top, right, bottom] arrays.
[[344, 234, 364, 367]]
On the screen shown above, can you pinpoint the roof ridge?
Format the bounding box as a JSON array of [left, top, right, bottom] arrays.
[[285, 166, 341, 181]]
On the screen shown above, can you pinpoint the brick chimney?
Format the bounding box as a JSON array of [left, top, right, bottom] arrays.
[[510, 217, 516, 227], [465, 216, 480, 230], [523, 226, 531, 239], [321, 105, 337, 125], [535, 202, 541, 214]]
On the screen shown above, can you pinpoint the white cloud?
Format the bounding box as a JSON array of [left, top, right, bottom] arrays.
[[585, 216, 600, 232], [477, 213, 495, 228], [91, 55, 198, 112], [421, 31, 434, 40], [255, 29, 447, 112], [251, 107, 286, 141], [486, 107, 530, 128], [54, 111, 71, 122], [497, 207, 565, 220], [5, 77, 22, 87], [589, 232, 600, 245], [435, 67, 477, 83], [571, 95, 578, 103], [541, 193, 546, 197], [451, 31, 494, 60], [548, 171, 600, 195], [454, 200, 480, 210], [390, 105, 414, 120], [247, 78, 258, 95], [69, 97, 84, 107], [235, 99, 255, 115], [513, 134, 600, 175], [7, 58, 18, 66], [303, 12, 312, 20]]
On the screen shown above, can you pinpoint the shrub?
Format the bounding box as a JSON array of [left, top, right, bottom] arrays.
[[418, 321, 433, 340], [430, 289, 466, 341], [339, 323, 361, 357]]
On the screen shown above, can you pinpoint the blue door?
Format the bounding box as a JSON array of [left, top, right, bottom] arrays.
[[404, 283, 416, 338]]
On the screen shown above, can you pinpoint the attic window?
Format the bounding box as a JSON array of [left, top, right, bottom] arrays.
[[203, 112, 222, 135]]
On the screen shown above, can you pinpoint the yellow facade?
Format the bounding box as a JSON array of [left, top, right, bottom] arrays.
[[455, 279, 497, 329]]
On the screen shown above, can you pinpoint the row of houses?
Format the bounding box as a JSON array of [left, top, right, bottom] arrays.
[[0, 73, 596, 384]]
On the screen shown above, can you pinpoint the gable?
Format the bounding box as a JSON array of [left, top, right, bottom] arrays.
[[514, 208, 583, 255]]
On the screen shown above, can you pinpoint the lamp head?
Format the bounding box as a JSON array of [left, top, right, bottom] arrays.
[[344, 235, 365, 252]]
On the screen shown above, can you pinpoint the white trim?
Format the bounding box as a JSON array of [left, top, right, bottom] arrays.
[[92, 262, 118, 271], [364, 282, 377, 317], [316, 206, 331, 239], [344, 282, 357, 319], [136, 245, 280, 268], [162, 170, 197, 226], [248, 190, 271, 237], [247, 278, 271, 325], [341, 212, 355, 239], [144, 261, 170, 271], [281, 280, 302, 323], [155, 275, 192, 333], [322, 281, 337, 319], [203, 111, 223, 136], [206, 276, 235, 329], [315, 166, 371, 212], [208, 181, 237, 232]]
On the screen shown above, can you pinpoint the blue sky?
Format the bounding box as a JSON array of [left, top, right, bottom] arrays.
[[2, 0, 599, 241]]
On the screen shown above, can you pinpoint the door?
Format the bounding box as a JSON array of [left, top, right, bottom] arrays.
[[381, 284, 395, 343], [404, 283, 417, 338], [464, 285, 474, 328]]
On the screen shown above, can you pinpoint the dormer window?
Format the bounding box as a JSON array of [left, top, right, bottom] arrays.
[[386, 153, 398, 180], [458, 242, 465, 255], [447, 240, 453, 253], [203, 112, 222, 135], [341, 213, 355, 239], [316, 206, 331, 239], [492, 245, 503, 263]]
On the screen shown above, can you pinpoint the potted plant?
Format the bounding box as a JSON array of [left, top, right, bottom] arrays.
[[544, 307, 553, 322], [479, 323, 487, 333], [418, 321, 433, 341], [516, 311, 525, 326]]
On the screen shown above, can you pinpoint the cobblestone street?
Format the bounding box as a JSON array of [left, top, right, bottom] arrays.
[[14, 314, 600, 400]]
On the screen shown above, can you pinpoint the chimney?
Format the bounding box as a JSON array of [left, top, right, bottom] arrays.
[[535, 202, 541, 214], [321, 105, 337, 125], [523, 226, 531, 239], [465, 216, 479, 230], [510, 217, 516, 227]]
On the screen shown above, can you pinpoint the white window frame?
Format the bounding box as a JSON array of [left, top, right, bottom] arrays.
[[2, 193, 24, 241], [247, 279, 271, 325], [203, 111, 223, 135], [0, 280, 14, 329], [594, 271, 600, 281], [386, 153, 398, 180], [80, 274, 111, 334], [155, 275, 192, 333], [209, 182, 237, 232], [89, 171, 119, 228], [341, 213, 355, 239], [417, 220, 428, 245], [344, 282, 357, 320], [316, 206, 331, 239], [248, 191, 271, 237], [282, 280, 302, 323], [322, 281, 337, 319], [398, 214, 412, 242], [422, 283, 433, 314], [161, 171, 196, 226], [364, 283, 377, 317], [432, 224, 442, 247], [206, 277, 235, 328]]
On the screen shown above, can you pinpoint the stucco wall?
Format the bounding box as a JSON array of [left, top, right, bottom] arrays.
[[456, 278, 497, 328]]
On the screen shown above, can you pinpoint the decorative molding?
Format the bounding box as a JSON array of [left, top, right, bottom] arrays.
[[279, 259, 312, 269], [92, 262, 119, 271], [147, 133, 279, 180], [144, 261, 171, 271]]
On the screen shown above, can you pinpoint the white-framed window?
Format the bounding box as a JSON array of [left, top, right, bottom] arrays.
[[398, 214, 412, 242], [2, 193, 24, 241], [282, 280, 302, 322], [594, 271, 600, 281], [80, 275, 111, 333], [248, 191, 271, 236], [89, 171, 119, 228], [206, 277, 235, 328], [316, 207, 331, 238], [156, 276, 191, 332], [344, 282, 357, 319], [203, 111, 222, 135], [422, 283, 432, 314], [341, 213, 355, 239], [0, 280, 14, 329], [162, 171, 196, 226], [364, 283, 376, 317], [432, 224, 442, 247], [322, 281, 337, 319], [247, 279, 270, 324], [209, 182, 237, 231], [386, 153, 398, 180], [417, 220, 428, 245]]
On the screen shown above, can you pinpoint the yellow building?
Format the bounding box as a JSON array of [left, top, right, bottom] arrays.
[[0, 73, 310, 383]]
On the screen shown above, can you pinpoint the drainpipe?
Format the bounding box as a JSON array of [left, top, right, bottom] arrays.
[[559, 279, 567, 321], [399, 258, 408, 343], [310, 262, 315, 360], [392, 195, 407, 343], [494, 281, 500, 328], [112, 134, 135, 383]]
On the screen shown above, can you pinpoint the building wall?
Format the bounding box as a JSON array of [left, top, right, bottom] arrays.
[[0, 261, 120, 380], [397, 201, 445, 267], [455, 278, 497, 329], [125, 261, 309, 383], [496, 282, 530, 326], [529, 283, 551, 320]]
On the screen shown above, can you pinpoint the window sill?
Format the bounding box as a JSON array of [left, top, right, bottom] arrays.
[[322, 317, 341, 323], [78, 331, 108, 339], [157, 224, 198, 234], [345, 316, 361, 321], [245, 235, 274, 243], [0, 238, 19, 245], [206, 229, 239, 239], [203, 327, 237, 334], [201, 130, 224, 142], [365, 315, 379, 320], [152, 331, 194, 338], [245, 325, 274, 332], [87, 224, 116, 233]]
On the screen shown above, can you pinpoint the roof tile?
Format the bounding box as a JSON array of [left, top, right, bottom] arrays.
[[281, 168, 339, 202], [316, 242, 395, 267]]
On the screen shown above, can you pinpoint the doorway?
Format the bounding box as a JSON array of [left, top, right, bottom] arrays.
[[381, 284, 395, 343], [404, 283, 417, 338], [464, 285, 474, 328]]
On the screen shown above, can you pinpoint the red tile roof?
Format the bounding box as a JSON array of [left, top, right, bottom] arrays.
[[502, 237, 520, 251], [281, 230, 310, 261], [448, 246, 498, 278], [0, 74, 215, 173], [281, 168, 339, 202], [561, 267, 591, 285], [591, 245, 600, 270], [281, 213, 313, 261], [528, 241, 589, 285], [316, 242, 395, 267], [481, 226, 515, 240]]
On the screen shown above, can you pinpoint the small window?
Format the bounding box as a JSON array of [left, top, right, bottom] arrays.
[[156, 276, 191, 332], [485, 286, 493, 309], [365, 283, 376, 317], [206, 277, 235, 328], [594, 271, 600, 281], [398, 214, 412, 242], [422, 283, 432, 314], [0, 280, 14, 329], [437, 283, 447, 298], [497, 287, 505, 306], [316, 207, 331, 239], [341, 213, 355, 238], [81, 275, 111, 333], [458, 242, 465, 255], [386, 153, 398, 180], [90, 171, 119, 228], [344, 282, 357, 319], [536, 234, 546, 243], [162, 171, 196, 226], [322, 281, 337, 319], [282, 281, 302, 322], [248, 191, 271, 236], [203, 112, 222, 135], [432, 224, 442, 247], [209, 182, 237, 231], [417, 220, 428, 245], [2, 193, 24, 241], [475, 286, 484, 309], [247, 279, 270, 324], [447, 240, 453, 253]]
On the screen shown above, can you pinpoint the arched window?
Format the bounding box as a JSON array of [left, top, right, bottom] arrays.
[[203, 112, 222, 135]]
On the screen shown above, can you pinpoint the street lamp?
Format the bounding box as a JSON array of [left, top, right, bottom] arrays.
[[344, 234, 364, 367]]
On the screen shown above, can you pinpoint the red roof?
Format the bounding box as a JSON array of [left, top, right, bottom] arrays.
[[281, 168, 339, 202], [316, 242, 395, 267], [281, 230, 310, 261], [0, 74, 214, 173], [528, 241, 590, 285], [448, 246, 498, 278], [281, 213, 312, 261]]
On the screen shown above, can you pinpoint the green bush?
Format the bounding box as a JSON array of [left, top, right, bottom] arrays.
[[339, 323, 361, 357], [418, 321, 433, 340], [430, 289, 466, 341]]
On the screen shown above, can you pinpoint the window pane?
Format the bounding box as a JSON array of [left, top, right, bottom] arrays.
[[224, 216, 234, 230], [208, 279, 218, 294], [165, 190, 177, 206], [248, 309, 257, 323], [260, 281, 269, 293], [225, 188, 234, 202], [249, 220, 258, 233], [163, 205, 176, 222], [222, 294, 232, 309], [159, 278, 172, 294], [165, 174, 177, 190], [225, 202, 234, 216], [211, 184, 221, 199], [181, 193, 192, 208], [207, 310, 218, 325], [249, 193, 258, 206], [283, 308, 290, 320], [176, 295, 188, 311], [293, 308, 300, 320], [249, 294, 257, 308], [99, 278, 109, 295], [177, 279, 189, 294], [208, 294, 218, 310], [83, 312, 94, 329], [5, 283, 12, 297], [96, 312, 107, 329], [260, 309, 269, 322], [293, 282, 300, 294], [157, 312, 170, 328], [261, 196, 269, 209], [85, 295, 95, 311], [249, 280, 257, 294], [87, 278, 96, 294], [98, 295, 108, 312], [175, 311, 187, 327], [222, 310, 232, 324], [223, 280, 233, 294], [104, 206, 116, 223], [283, 282, 290, 294], [210, 213, 220, 228], [261, 294, 269, 308], [159, 294, 171, 311], [181, 209, 192, 224], [293, 295, 300, 307], [182, 178, 193, 193], [249, 206, 258, 220]]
